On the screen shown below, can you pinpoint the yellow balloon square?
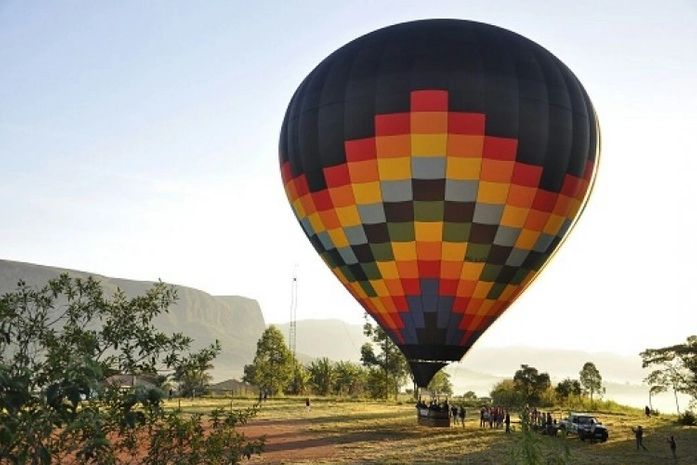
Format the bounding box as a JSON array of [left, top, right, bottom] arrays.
[[392, 241, 418, 260], [377, 157, 411, 180], [351, 181, 383, 204], [411, 134, 447, 156], [446, 157, 482, 180]]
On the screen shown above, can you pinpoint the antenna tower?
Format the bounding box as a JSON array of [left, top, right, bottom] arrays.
[[288, 275, 297, 357]]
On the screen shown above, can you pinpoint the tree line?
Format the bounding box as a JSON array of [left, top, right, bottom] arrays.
[[242, 322, 416, 400], [489, 362, 603, 408]]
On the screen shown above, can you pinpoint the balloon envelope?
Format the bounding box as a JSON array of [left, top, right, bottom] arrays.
[[279, 19, 598, 387]]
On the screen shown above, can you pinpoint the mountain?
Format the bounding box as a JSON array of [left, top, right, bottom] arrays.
[[0, 259, 266, 380]]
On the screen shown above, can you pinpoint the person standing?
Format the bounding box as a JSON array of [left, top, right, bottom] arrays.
[[305, 397, 311, 412], [505, 411, 511, 434], [632, 426, 648, 451], [667, 435, 676, 459], [459, 406, 466, 427]]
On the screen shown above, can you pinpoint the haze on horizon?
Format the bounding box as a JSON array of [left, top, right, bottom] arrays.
[[1, 1, 695, 358]]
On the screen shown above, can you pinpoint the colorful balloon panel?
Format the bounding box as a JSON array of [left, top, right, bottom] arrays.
[[279, 20, 598, 385]]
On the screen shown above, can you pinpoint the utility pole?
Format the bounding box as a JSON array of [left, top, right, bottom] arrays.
[[288, 275, 297, 358]]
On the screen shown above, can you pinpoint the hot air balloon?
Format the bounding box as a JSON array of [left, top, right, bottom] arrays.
[[279, 19, 598, 388]]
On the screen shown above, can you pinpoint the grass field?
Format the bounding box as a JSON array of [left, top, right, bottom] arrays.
[[165, 397, 696, 464]]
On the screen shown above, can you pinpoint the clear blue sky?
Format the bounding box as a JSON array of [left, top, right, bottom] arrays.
[[1, 1, 696, 355]]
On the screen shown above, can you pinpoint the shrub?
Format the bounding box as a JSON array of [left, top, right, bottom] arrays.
[[677, 411, 696, 426]]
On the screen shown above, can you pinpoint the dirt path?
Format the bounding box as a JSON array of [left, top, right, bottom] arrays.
[[239, 418, 337, 464]]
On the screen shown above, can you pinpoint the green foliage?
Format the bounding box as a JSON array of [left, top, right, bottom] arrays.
[[579, 362, 602, 402], [0, 275, 261, 464], [513, 365, 551, 405], [677, 410, 696, 425], [144, 407, 264, 464], [360, 320, 408, 400], [332, 361, 367, 396], [508, 418, 571, 465], [174, 340, 221, 397], [427, 369, 453, 397], [286, 361, 309, 395], [243, 326, 295, 396], [491, 379, 523, 407], [307, 357, 334, 396], [555, 378, 582, 401]]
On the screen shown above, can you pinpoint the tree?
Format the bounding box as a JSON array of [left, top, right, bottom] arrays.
[[579, 362, 603, 402], [307, 357, 333, 395], [286, 361, 309, 395], [555, 378, 582, 401], [427, 369, 453, 398], [332, 361, 366, 396], [360, 320, 409, 400], [490, 379, 522, 407], [173, 340, 221, 397], [0, 275, 263, 464], [243, 326, 294, 396], [641, 335, 697, 412], [513, 364, 551, 405]]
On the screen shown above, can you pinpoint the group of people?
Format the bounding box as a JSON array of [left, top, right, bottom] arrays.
[[415, 398, 466, 426], [449, 403, 466, 426], [479, 406, 512, 433]]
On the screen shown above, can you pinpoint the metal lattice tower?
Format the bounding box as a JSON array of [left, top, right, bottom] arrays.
[[288, 275, 297, 357]]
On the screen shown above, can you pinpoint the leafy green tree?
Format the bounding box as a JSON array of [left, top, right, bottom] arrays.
[[307, 357, 333, 395], [360, 320, 408, 400], [427, 369, 453, 397], [243, 326, 294, 396], [513, 365, 551, 405], [332, 361, 366, 396], [490, 379, 522, 407], [286, 361, 309, 395], [173, 340, 221, 397], [641, 335, 697, 412], [0, 275, 263, 464], [462, 390, 478, 402], [555, 378, 582, 401], [579, 362, 603, 402]]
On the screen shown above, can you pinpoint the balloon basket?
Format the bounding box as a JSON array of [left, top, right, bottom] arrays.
[[417, 408, 450, 427]]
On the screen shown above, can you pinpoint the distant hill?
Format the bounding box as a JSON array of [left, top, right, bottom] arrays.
[[274, 319, 646, 384], [0, 259, 266, 380], [274, 319, 368, 362]]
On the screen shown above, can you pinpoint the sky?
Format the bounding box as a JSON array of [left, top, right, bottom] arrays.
[[1, 0, 696, 357]]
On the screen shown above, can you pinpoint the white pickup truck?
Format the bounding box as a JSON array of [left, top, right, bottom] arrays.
[[558, 413, 609, 442]]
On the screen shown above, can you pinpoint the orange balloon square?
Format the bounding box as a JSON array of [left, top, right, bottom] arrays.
[[396, 260, 420, 278], [411, 111, 448, 134], [329, 185, 356, 208], [507, 185, 537, 208], [440, 260, 463, 279], [480, 159, 515, 183], [376, 135, 411, 158], [416, 241, 442, 260], [348, 159, 379, 183], [524, 209, 550, 231], [446, 134, 484, 157]]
